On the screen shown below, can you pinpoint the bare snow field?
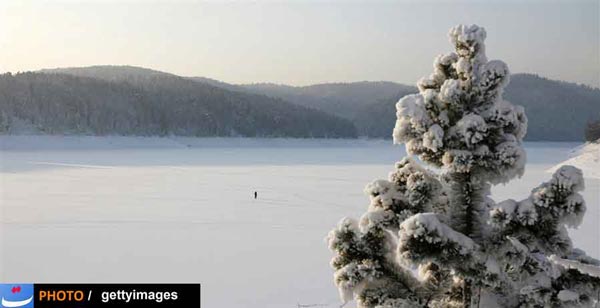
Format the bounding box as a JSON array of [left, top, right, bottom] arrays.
[[1, 136, 598, 308], [549, 142, 600, 180]]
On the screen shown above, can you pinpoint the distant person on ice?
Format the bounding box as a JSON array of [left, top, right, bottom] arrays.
[[254, 191, 257, 199]]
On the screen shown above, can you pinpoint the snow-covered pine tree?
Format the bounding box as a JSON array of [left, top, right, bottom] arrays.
[[327, 24, 600, 308]]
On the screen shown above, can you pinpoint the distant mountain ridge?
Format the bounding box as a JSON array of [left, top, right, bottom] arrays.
[[240, 81, 415, 120], [232, 73, 599, 141], [3, 65, 597, 141], [505, 74, 600, 141], [344, 74, 600, 141], [0, 67, 357, 138], [41, 65, 175, 84]]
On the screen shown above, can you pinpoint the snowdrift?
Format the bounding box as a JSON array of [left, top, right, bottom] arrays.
[[548, 142, 600, 179]]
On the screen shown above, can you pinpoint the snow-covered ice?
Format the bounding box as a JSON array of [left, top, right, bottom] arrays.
[[1, 136, 598, 307]]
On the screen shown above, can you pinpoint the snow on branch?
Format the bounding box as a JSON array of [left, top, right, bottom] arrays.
[[549, 255, 600, 279], [531, 165, 586, 228], [328, 24, 597, 307], [393, 23, 527, 184], [398, 213, 477, 265]]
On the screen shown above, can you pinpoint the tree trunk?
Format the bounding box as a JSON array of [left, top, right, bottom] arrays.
[[448, 171, 486, 308], [463, 280, 472, 308], [448, 171, 484, 240]]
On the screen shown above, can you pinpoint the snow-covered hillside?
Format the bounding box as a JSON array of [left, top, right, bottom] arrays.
[[549, 142, 600, 179]]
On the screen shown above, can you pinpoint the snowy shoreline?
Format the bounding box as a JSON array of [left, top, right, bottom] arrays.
[[0, 134, 580, 151], [0, 134, 389, 151]]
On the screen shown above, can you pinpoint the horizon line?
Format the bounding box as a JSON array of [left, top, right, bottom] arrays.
[[2, 64, 598, 89]]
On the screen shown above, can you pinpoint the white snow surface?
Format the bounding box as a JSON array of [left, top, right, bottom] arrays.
[[557, 290, 579, 302], [1, 136, 598, 308], [549, 142, 600, 179]]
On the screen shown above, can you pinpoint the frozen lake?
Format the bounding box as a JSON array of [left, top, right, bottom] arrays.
[[1, 136, 598, 308]]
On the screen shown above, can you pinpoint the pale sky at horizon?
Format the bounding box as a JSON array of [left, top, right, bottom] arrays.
[[1, 0, 598, 87]]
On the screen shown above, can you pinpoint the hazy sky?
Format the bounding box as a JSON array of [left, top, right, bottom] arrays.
[[1, 0, 598, 86]]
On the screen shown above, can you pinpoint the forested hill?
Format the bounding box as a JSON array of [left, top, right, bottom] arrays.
[[41, 65, 172, 83], [10, 66, 598, 141], [0, 71, 357, 138], [505, 74, 600, 141], [241, 81, 415, 120], [241, 75, 600, 141]]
